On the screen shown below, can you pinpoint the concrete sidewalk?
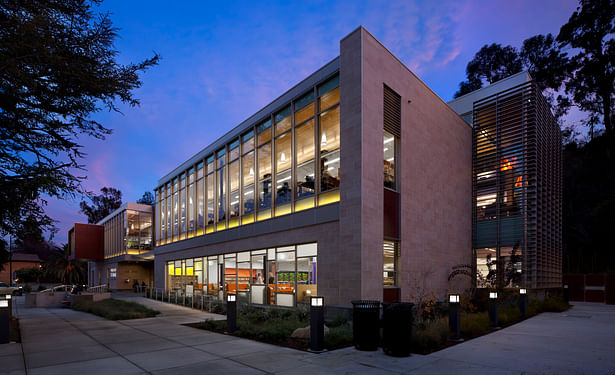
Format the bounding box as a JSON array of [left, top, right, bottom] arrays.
[[1, 297, 614, 374]]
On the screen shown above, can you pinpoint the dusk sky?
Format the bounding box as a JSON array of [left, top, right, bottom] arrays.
[[47, 0, 579, 243]]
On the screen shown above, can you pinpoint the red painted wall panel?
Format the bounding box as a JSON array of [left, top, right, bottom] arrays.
[[383, 189, 399, 239], [73, 223, 104, 260]]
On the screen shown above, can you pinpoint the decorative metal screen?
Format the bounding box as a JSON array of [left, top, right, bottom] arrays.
[[473, 81, 562, 289]]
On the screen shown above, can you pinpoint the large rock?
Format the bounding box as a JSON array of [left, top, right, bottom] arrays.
[[291, 325, 329, 339]]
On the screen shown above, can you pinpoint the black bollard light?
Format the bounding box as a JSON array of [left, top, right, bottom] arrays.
[[519, 288, 528, 318], [488, 292, 499, 329], [448, 294, 462, 341], [309, 296, 325, 352], [226, 293, 237, 334], [0, 298, 9, 344], [563, 284, 569, 303], [4, 295, 12, 320]]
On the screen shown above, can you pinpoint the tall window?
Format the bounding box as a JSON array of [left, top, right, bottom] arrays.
[[206, 156, 215, 232], [166, 183, 171, 241], [295, 90, 315, 212], [188, 169, 195, 235], [156, 189, 162, 244], [180, 173, 186, 239], [383, 241, 398, 286], [275, 131, 292, 215], [216, 148, 226, 230], [173, 178, 178, 240], [229, 139, 240, 228], [242, 131, 255, 224], [319, 107, 340, 191], [275, 105, 291, 136], [197, 162, 204, 235], [257, 120, 272, 220], [384, 130, 396, 190], [318, 75, 340, 206]]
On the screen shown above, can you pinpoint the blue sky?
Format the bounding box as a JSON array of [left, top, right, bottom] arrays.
[[46, 0, 579, 243]]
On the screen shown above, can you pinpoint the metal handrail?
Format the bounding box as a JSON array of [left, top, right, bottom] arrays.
[[39, 285, 72, 293], [86, 284, 109, 293]]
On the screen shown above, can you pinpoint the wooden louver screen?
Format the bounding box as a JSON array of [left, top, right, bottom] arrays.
[[384, 85, 401, 137]]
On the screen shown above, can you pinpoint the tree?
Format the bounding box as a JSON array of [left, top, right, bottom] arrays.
[[454, 36, 570, 102], [0, 0, 159, 238], [557, 0, 615, 137], [136, 191, 155, 205], [43, 244, 86, 284], [80, 187, 122, 224], [15, 266, 42, 283], [520, 34, 570, 92], [454, 44, 523, 98]]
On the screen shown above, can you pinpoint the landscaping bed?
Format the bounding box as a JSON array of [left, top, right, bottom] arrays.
[[186, 305, 353, 351], [71, 298, 159, 320], [188, 295, 570, 354]]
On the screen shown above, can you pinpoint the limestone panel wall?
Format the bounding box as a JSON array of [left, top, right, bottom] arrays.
[[349, 27, 472, 301]]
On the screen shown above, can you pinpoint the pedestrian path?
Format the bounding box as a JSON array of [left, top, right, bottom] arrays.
[[1, 297, 614, 374]]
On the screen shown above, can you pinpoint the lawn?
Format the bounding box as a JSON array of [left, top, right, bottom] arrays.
[[71, 298, 160, 320]]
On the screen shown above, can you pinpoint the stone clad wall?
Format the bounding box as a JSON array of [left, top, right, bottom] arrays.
[[341, 27, 472, 302]]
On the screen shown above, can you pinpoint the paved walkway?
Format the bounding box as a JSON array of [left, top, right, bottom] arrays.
[[1, 297, 614, 374]]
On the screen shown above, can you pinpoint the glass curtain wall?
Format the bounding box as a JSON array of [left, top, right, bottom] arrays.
[[165, 243, 317, 307], [156, 74, 339, 245]]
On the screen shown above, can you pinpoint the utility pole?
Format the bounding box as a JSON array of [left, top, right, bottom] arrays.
[[8, 236, 12, 286]]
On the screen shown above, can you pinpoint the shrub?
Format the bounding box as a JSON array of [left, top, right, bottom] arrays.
[[325, 323, 353, 350], [72, 298, 159, 320], [37, 285, 46, 292], [411, 317, 449, 353], [460, 311, 489, 338]]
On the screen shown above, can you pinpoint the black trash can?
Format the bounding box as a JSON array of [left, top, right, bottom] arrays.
[[382, 302, 413, 357], [351, 300, 380, 351]]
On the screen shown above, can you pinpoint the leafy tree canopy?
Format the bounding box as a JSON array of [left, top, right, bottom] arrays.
[[136, 191, 155, 205], [0, 0, 158, 237], [557, 0, 615, 137], [80, 186, 122, 224]]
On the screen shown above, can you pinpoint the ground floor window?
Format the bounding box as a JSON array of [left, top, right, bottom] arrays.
[[383, 240, 398, 286], [165, 242, 317, 307]]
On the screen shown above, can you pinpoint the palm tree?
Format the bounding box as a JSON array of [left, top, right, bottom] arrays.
[[43, 244, 87, 285]]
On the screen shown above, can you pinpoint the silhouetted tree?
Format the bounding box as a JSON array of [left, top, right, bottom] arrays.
[[454, 44, 523, 98], [80, 187, 122, 224], [0, 0, 159, 238], [136, 191, 155, 205], [43, 244, 87, 284], [557, 0, 615, 138]]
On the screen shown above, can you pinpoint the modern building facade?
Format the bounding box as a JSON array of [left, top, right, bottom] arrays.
[[152, 27, 472, 306], [69, 27, 562, 303], [449, 72, 563, 289], [69, 202, 155, 290]]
